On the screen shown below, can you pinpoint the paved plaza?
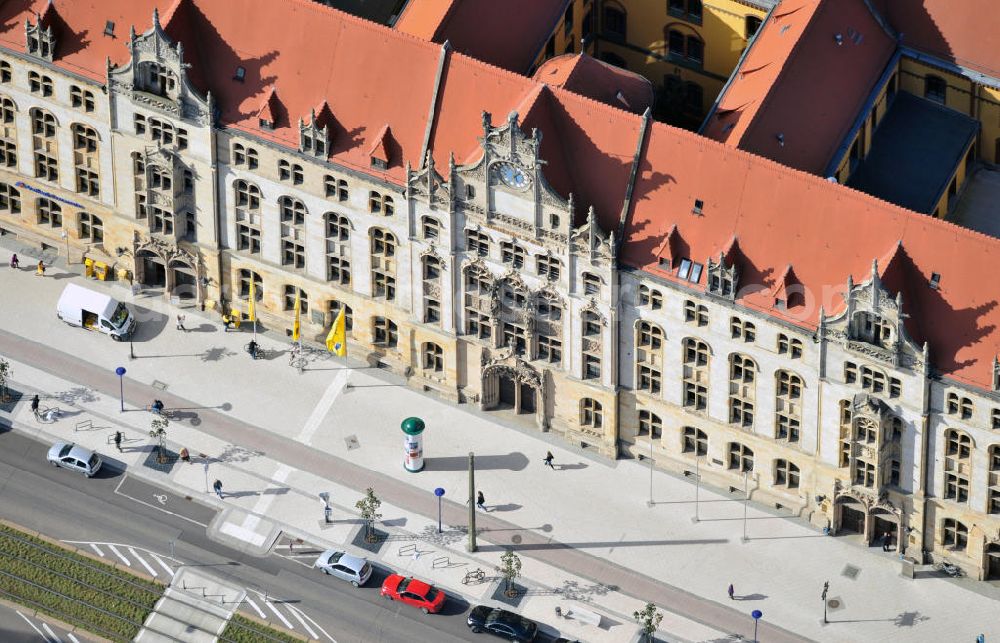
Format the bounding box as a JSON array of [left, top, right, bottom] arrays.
[[0, 246, 998, 642]]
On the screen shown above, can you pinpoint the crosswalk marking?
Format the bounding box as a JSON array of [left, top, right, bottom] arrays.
[[66, 634, 80, 643], [244, 597, 267, 618], [107, 545, 130, 565], [151, 554, 174, 577], [88, 543, 104, 557], [128, 548, 157, 577], [41, 622, 60, 642], [288, 606, 319, 640], [264, 599, 295, 630]]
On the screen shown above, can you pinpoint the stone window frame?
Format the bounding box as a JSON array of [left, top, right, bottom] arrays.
[[370, 227, 397, 301], [580, 397, 603, 429], [682, 337, 710, 412], [69, 85, 95, 112], [0, 96, 17, 169], [777, 333, 803, 359], [581, 310, 603, 380], [237, 268, 263, 300], [636, 320, 663, 395], [728, 353, 756, 428], [422, 255, 442, 325], [943, 428, 972, 504], [36, 197, 61, 228], [729, 316, 755, 342], [941, 517, 968, 551], [946, 392, 974, 420], [500, 240, 525, 268], [282, 285, 308, 313], [278, 196, 307, 270], [773, 458, 800, 488], [466, 229, 490, 257], [235, 180, 262, 255], [582, 272, 601, 296], [28, 71, 53, 97], [463, 265, 493, 340], [536, 254, 561, 281], [373, 315, 398, 348], [368, 190, 394, 216], [727, 442, 754, 473], [71, 123, 100, 197], [683, 299, 708, 326], [775, 370, 802, 443], [324, 212, 351, 285], [422, 216, 441, 241], [535, 292, 562, 364], [78, 211, 103, 243], [30, 108, 58, 182], [422, 342, 444, 372], [327, 300, 354, 332], [682, 426, 707, 456], [638, 285, 663, 310], [988, 445, 1000, 514], [324, 174, 350, 201], [0, 181, 21, 214], [637, 409, 662, 439], [0, 60, 11, 84]]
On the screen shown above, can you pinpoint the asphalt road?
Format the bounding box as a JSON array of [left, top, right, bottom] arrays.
[[0, 428, 488, 643]]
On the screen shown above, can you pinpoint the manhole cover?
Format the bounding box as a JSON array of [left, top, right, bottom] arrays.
[[827, 599, 841, 609], [841, 564, 861, 580], [511, 534, 522, 544], [345, 435, 360, 450], [151, 380, 169, 391]]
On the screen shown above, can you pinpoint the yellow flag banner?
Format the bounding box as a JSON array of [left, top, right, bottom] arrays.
[[326, 308, 347, 356], [247, 277, 257, 322], [292, 290, 301, 342]]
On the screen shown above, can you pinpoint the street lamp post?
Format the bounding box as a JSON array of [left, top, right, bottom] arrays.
[[434, 487, 445, 533], [467, 452, 477, 552], [319, 492, 331, 524], [751, 610, 762, 643], [114, 367, 126, 412], [742, 470, 750, 543], [821, 580, 829, 624]]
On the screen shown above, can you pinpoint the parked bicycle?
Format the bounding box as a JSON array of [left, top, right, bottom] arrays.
[[462, 568, 486, 585], [934, 559, 965, 578]]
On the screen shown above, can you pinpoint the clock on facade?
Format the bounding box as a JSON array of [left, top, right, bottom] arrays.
[[497, 162, 530, 189]]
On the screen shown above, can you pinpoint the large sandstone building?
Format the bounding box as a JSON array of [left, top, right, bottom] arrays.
[[2, 0, 1000, 580]]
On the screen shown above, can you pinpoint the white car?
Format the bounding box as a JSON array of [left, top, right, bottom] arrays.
[[47, 442, 102, 477], [314, 550, 372, 587]]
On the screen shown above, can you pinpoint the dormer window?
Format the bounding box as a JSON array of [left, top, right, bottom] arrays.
[[234, 66, 246, 82], [143, 62, 176, 98], [299, 110, 329, 159], [259, 117, 273, 130], [677, 258, 703, 284], [706, 255, 737, 298], [371, 157, 388, 170], [26, 18, 56, 61], [853, 311, 892, 348], [104, 21, 115, 37]]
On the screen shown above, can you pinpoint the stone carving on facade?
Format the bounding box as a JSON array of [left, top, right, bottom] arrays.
[[134, 233, 196, 268], [581, 297, 606, 324], [419, 245, 443, 263], [480, 347, 543, 390]]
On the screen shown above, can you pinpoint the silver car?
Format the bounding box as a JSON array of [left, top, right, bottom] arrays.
[[314, 550, 372, 587], [47, 442, 102, 477]]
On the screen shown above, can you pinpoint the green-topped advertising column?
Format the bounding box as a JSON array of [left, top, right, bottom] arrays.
[[401, 417, 425, 473]]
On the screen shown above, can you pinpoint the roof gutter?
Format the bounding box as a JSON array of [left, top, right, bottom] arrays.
[[419, 40, 452, 166], [615, 106, 652, 253], [697, 2, 777, 134], [822, 48, 902, 179]]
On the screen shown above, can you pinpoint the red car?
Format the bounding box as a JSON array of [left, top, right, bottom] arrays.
[[381, 574, 446, 614]]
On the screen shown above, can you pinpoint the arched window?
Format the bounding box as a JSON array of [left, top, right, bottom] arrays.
[[72, 124, 100, 197], [369, 191, 394, 215], [682, 426, 707, 456], [422, 342, 443, 372], [729, 354, 756, 428], [238, 269, 263, 300], [423, 255, 442, 324], [283, 285, 308, 313], [501, 241, 525, 268], [79, 212, 103, 242], [373, 316, 398, 348], [325, 213, 351, 285], [582, 311, 602, 380], [36, 197, 61, 228], [603, 3, 626, 41], [583, 272, 601, 296], [728, 442, 753, 472], [924, 75, 946, 104], [637, 410, 662, 439], [774, 459, 799, 488], [370, 229, 397, 301], [31, 108, 58, 181], [988, 445, 1000, 514], [580, 398, 603, 428], [422, 216, 441, 241], [636, 321, 663, 394], [942, 518, 968, 551], [0, 96, 16, 169], [0, 182, 21, 214]]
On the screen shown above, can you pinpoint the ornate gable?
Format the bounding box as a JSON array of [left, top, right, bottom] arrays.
[[108, 7, 212, 125], [299, 104, 330, 158], [822, 256, 927, 372], [706, 237, 740, 300], [407, 151, 449, 208], [25, 0, 57, 61], [570, 206, 614, 263]]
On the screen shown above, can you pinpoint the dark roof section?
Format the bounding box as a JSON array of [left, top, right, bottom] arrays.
[[847, 91, 979, 214]]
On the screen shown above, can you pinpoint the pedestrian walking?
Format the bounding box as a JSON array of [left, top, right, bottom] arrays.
[[35, 260, 45, 276], [30, 394, 40, 417], [176, 314, 186, 331], [543, 451, 555, 469], [113, 431, 123, 453], [213, 479, 224, 499], [151, 399, 164, 415], [476, 490, 486, 512], [222, 313, 234, 332], [882, 532, 891, 552], [9, 253, 18, 269], [728, 583, 735, 600], [179, 447, 190, 463]]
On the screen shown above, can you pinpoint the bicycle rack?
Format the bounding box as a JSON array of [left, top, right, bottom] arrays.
[[75, 419, 93, 432]]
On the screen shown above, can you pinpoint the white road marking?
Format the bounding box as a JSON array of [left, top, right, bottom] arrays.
[[243, 597, 267, 618], [113, 475, 208, 527], [66, 634, 80, 643], [288, 605, 319, 640], [129, 547, 157, 577], [151, 554, 175, 577], [107, 544, 130, 566], [15, 611, 50, 641], [40, 623, 60, 642], [263, 599, 295, 630], [296, 369, 350, 444], [88, 543, 104, 557]]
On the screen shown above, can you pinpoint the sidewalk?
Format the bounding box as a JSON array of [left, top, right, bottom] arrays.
[[1, 246, 998, 642]]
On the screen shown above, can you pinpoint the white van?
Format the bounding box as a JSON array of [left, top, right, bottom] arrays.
[[56, 283, 136, 341]]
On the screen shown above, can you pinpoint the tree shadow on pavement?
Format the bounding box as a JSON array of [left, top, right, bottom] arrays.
[[216, 444, 265, 463], [55, 387, 99, 405]]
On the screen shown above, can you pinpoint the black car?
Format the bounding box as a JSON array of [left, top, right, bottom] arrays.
[[467, 605, 538, 641]]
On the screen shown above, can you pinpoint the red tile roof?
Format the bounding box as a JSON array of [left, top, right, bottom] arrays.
[[704, 0, 896, 175], [2, 0, 999, 390], [532, 53, 654, 115], [872, 0, 1000, 78], [395, 0, 569, 73]]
